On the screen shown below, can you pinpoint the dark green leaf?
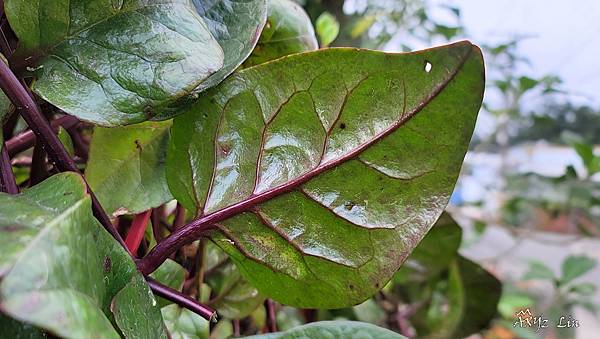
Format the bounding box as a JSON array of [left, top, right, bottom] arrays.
[[315, 12, 340, 47], [86, 121, 173, 216], [0, 314, 47, 339], [6, 0, 224, 126], [406, 212, 463, 275], [167, 42, 484, 308], [161, 304, 209, 339], [421, 257, 501, 338], [150, 259, 187, 308], [192, 0, 267, 91], [561, 255, 596, 285], [243, 0, 318, 67], [0, 173, 166, 338], [246, 320, 406, 338]]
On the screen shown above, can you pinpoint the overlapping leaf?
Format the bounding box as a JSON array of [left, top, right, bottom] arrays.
[[166, 41, 484, 307], [86, 121, 173, 217], [0, 173, 166, 338], [5, 0, 224, 126], [246, 320, 405, 338], [243, 0, 318, 67], [192, 0, 268, 90]]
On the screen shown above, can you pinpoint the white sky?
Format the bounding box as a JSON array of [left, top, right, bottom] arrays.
[[431, 0, 600, 106]]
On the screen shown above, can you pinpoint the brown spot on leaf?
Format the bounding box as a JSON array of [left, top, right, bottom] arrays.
[[339, 122, 346, 129], [103, 256, 112, 274], [134, 139, 142, 151]]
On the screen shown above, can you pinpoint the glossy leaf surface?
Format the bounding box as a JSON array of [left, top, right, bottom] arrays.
[[5, 0, 224, 126], [243, 0, 318, 67], [247, 320, 405, 338], [0, 173, 166, 338], [86, 121, 173, 217], [167, 41, 484, 308], [192, 0, 267, 91]]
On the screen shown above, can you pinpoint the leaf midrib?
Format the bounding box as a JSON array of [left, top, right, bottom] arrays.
[[180, 44, 475, 237]]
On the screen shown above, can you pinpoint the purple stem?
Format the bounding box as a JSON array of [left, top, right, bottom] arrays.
[[0, 60, 128, 250], [5, 115, 79, 156], [147, 277, 217, 322], [0, 142, 18, 194], [265, 299, 277, 333]]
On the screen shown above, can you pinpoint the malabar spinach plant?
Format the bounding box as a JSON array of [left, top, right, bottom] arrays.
[[0, 0, 489, 337]]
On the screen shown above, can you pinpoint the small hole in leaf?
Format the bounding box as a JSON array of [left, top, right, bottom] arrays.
[[340, 123, 346, 129], [344, 201, 355, 210], [424, 61, 432, 73], [349, 284, 355, 290]]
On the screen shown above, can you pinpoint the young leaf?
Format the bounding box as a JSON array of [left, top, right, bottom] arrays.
[[560, 255, 597, 285], [5, 0, 224, 126], [243, 0, 318, 67], [246, 320, 406, 338], [0, 173, 166, 338], [192, 0, 268, 91], [315, 12, 340, 47], [164, 41, 484, 308], [86, 121, 173, 217]]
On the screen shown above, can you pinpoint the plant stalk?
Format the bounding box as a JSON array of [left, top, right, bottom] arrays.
[[0, 60, 128, 250], [125, 210, 152, 255], [0, 142, 18, 193], [147, 278, 217, 322], [5, 115, 79, 156]]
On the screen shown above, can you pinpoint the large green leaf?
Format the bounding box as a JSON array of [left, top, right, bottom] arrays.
[[86, 121, 173, 217], [243, 0, 318, 67], [0, 173, 167, 338], [5, 0, 224, 126], [166, 41, 484, 308], [246, 320, 406, 338], [192, 0, 267, 91]]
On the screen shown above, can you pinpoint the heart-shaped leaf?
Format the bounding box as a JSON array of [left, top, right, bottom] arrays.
[[192, 0, 268, 91], [0, 173, 166, 338], [243, 0, 318, 67], [246, 320, 406, 338], [86, 121, 173, 217], [5, 0, 224, 126], [165, 41, 484, 308]]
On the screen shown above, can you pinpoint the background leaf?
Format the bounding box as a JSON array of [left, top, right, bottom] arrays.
[[86, 121, 173, 217], [5, 0, 224, 125], [150, 258, 187, 308], [205, 243, 265, 319], [243, 0, 318, 67], [315, 12, 340, 47], [246, 320, 406, 338], [167, 42, 484, 308], [161, 304, 210, 339], [560, 255, 596, 285], [0, 173, 166, 338], [192, 0, 267, 91]]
